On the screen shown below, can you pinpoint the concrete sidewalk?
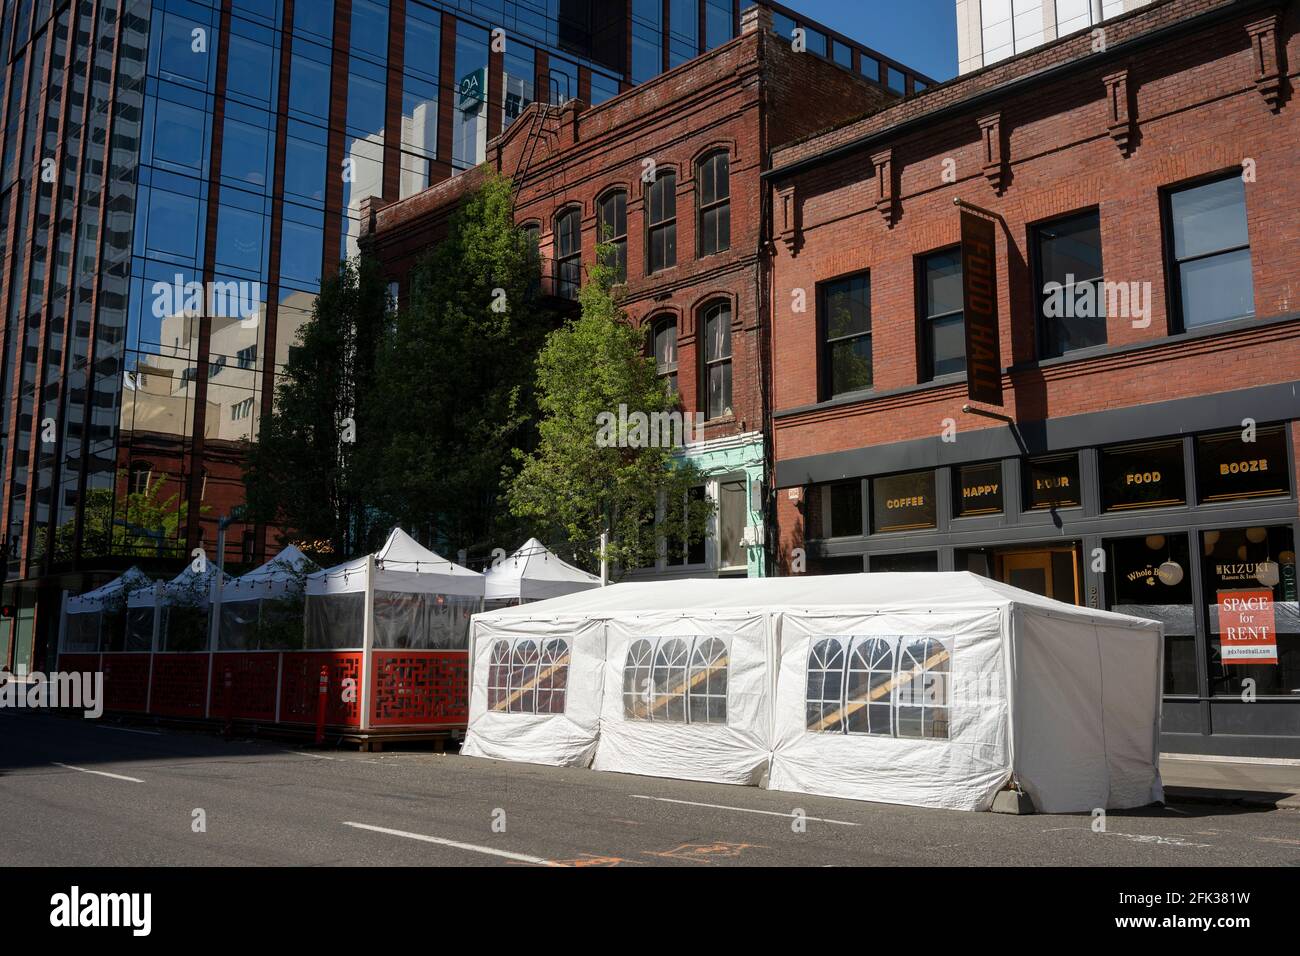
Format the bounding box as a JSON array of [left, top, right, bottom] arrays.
[[1161, 754, 1300, 810]]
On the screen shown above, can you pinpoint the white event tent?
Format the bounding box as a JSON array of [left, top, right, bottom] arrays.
[[127, 562, 231, 653], [62, 566, 153, 653], [483, 538, 601, 607], [305, 527, 485, 651], [463, 573, 1164, 813], [218, 544, 320, 650]]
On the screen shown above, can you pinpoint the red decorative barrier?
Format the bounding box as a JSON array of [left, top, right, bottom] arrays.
[[100, 654, 151, 713], [370, 650, 469, 728], [57, 653, 101, 675], [280, 652, 362, 727], [149, 653, 210, 718], [209, 653, 280, 721]]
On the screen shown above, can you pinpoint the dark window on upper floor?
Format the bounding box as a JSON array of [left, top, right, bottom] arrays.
[[646, 170, 677, 273], [696, 151, 730, 258], [597, 190, 627, 282], [652, 316, 678, 394], [555, 207, 581, 300], [820, 273, 872, 399], [919, 249, 965, 380], [1163, 173, 1254, 331], [701, 300, 732, 419], [1034, 209, 1106, 358]]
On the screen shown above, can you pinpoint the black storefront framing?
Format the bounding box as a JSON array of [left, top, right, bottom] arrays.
[[779, 381, 1300, 758]]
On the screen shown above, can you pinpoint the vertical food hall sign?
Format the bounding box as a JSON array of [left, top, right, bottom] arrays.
[[1217, 589, 1278, 664], [959, 208, 1003, 406]]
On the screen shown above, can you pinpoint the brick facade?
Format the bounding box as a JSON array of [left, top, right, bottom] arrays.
[[367, 10, 898, 447]]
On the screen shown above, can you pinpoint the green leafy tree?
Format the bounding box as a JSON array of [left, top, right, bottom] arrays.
[[508, 245, 713, 575], [370, 173, 550, 555], [244, 256, 389, 558]]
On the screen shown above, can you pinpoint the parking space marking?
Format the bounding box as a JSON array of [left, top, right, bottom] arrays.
[[97, 725, 161, 736], [630, 794, 860, 826], [52, 762, 144, 783], [342, 821, 557, 865]]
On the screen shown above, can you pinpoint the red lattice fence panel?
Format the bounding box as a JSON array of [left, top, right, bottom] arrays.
[[369, 650, 469, 728], [148, 654, 209, 718], [100, 654, 151, 713], [279, 652, 362, 727], [209, 653, 280, 721]]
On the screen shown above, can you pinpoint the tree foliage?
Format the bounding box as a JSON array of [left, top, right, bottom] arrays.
[[244, 255, 389, 559], [368, 173, 549, 556], [508, 247, 713, 575]]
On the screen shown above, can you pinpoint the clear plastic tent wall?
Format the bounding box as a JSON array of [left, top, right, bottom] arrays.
[[127, 563, 230, 653], [465, 574, 1164, 813], [305, 528, 485, 651], [62, 566, 152, 653], [218, 545, 320, 651]]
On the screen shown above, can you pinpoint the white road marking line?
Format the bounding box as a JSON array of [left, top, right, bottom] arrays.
[[284, 750, 336, 760], [629, 794, 860, 826], [51, 762, 144, 783], [342, 822, 556, 865], [97, 725, 161, 736]]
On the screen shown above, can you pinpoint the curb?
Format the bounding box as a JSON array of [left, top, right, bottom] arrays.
[[1164, 785, 1300, 811]]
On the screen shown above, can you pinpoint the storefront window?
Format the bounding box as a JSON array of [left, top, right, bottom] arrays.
[[1105, 533, 1196, 695], [807, 481, 862, 539], [955, 461, 1003, 517], [871, 471, 937, 533], [870, 552, 938, 573], [1100, 439, 1186, 511], [1202, 526, 1298, 697], [1024, 453, 1081, 510], [1195, 426, 1289, 503]]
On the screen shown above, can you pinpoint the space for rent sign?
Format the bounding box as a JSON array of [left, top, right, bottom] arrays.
[[1217, 590, 1278, 664]]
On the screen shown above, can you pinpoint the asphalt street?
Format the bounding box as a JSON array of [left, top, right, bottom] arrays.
[[2, 710, 1298, 867]]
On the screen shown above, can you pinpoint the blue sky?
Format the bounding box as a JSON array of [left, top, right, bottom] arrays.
[[781, 0, 959, 81]]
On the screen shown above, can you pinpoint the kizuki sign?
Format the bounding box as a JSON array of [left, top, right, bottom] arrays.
[[1217, 589, 1278, 665], [959, 209, 1002, 406]]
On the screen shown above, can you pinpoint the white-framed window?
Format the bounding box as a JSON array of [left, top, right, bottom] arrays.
[[622, 635, 731, 724], [806, 635, 952, 739], [487, 636, 571, 715]]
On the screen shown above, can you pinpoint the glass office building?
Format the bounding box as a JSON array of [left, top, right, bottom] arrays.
[[0, 0, 926, 674]]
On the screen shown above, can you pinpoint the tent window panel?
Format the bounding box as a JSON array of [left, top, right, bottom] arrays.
[[805, 638, 846, 732], [846, 636, 894, 736], [305, 592, 366, 649], [535, 638, 571, 715], [895, 637, 952, 739], [652, 637, 690, 721], [508, 639, 540, 713], [487, 639, 512, 711], [687, 636, 730, 724], [623, 638, 655, 719]]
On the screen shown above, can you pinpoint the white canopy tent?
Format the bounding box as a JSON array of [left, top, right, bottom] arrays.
[[127, 562, 230, 653], [62, 566, 153, 653], [218, 545, 320, 650], [482, 538, 601, 606], [464, 573, 1164, 813], [305, 528, 485, 651]]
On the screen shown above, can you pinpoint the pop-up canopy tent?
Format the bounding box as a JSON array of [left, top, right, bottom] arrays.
[[127, 562, 230, 653], [305, 528, 484, 650], [63, 566, 153, 653], [218, 545, 320, 650], [482, 538, 601, 607], [464, 573, 1164, 813]]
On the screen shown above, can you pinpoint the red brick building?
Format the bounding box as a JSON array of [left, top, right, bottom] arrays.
[[365, 5, 906, 578], [765, 0, 1299, 755]]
